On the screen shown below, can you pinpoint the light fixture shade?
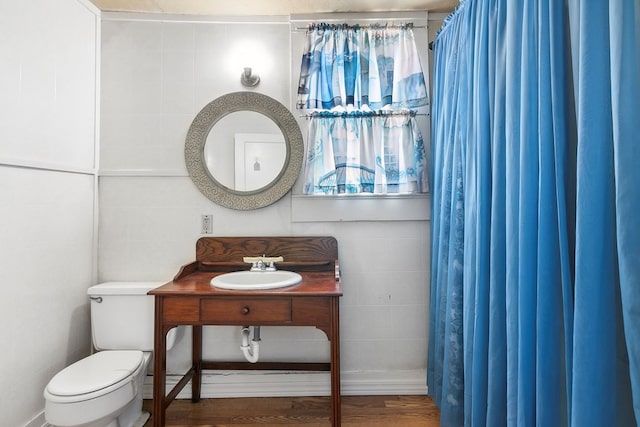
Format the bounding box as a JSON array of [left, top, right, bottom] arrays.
[[241, 67, 260, 87]]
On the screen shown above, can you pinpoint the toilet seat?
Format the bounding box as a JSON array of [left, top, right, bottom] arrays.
[[45, 350, 145, 403]]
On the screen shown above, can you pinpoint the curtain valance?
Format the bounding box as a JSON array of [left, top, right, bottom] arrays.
[[296, 23, 429, 110], [302, 113, 428, 195]]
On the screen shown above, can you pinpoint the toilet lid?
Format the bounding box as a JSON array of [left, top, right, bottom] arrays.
[[47, 350, 144, 397]]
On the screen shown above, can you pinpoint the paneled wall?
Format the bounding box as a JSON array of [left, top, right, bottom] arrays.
[[0, 1, 99, 426], [99, 12, 431, 397]]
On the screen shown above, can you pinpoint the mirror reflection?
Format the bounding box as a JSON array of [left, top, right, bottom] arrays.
[[204, 111, 286, 192]]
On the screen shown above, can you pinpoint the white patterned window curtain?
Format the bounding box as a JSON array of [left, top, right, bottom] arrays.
[[297, 23, 429, 110], [297, 23, 429, 195], [302, 110, 428, 195]]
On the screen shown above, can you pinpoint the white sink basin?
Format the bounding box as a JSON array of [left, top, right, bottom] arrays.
[[211, 270, 302, 290]]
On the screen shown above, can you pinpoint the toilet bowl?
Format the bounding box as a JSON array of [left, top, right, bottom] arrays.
[[44, 282, 177, 427], [44, 351, 150, 427]]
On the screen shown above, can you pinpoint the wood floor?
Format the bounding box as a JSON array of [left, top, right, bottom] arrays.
[[142, 395, 441, 426]]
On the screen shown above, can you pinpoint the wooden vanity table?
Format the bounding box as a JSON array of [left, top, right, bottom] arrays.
[[149, 236, 342, 426]]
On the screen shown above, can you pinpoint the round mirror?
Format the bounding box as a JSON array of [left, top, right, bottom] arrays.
[[204, 111, 285, 192], [185, 92, 304, 210]]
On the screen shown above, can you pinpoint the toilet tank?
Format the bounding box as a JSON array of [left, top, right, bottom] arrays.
[[88, 282, 177, 351]]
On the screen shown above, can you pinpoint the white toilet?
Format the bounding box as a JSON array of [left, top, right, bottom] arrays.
[[44, 282, 178, 427]]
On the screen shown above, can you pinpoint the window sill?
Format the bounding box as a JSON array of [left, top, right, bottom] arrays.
[[291, 193, 430, 222]]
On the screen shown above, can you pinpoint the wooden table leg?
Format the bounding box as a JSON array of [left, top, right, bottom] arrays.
[[153, 297, 166, 427], [192, 325, 202, 402], [330, 297, 341, 427]]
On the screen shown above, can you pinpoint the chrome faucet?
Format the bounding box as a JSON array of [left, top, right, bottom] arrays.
[[255, 258, 267, 271], [243, 255, 283, 272]]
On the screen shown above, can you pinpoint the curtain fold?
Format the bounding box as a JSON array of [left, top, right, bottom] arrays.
[[569, 0, 640, 424], [610, 0, 640, 420], [428, 0, 640, 426]]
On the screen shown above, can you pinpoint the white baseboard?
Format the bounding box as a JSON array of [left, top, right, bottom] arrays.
[[24, 411, 47, 427], [142, 369, 427, 399], [32, 371, 426, 427]]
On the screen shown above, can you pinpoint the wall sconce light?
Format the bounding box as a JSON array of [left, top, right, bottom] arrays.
[[240, 67, 260, 87]]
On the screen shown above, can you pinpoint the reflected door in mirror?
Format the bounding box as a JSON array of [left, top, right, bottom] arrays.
[[234, 133, 286, 191], [204, 111, 285, 191]]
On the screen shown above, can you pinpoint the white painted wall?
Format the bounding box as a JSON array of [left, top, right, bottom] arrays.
[[99, 13, 432, 396], [0, 4, 438, 425], [0, 0, 99, 426]]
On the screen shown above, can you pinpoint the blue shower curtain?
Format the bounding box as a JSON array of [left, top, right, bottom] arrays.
[[428, 0, 640, 426]]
